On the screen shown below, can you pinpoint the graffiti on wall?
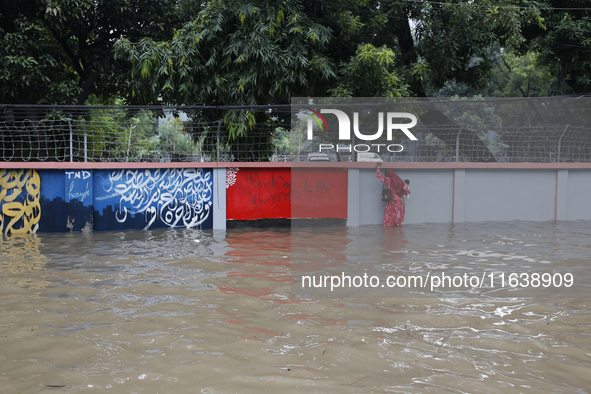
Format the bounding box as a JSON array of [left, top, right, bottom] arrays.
[[0, 169, 41, 235], [226, 168, 292, 220], [65, 170, 94, 232], [243, 170, 296, 209], [226, 167, 239, 188], [99, 168, 212, 229], [65, 171, 92, 204]]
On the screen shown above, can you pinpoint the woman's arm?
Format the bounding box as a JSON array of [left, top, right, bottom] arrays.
[[376, 168, 390, 187]]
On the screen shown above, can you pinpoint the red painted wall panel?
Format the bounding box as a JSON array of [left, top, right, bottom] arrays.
[[226, 168, 347, 220], [291, 168, 348, 219], [226, 168, 292, 220]]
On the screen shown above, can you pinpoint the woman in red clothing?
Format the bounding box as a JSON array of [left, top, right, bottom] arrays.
[[376, 164, 410, 227]]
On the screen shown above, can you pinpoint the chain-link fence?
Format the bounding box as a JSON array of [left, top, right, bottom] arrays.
[[1, 104, 590, 163]]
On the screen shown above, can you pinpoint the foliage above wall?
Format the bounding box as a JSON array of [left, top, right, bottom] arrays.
[[2, 0, 590, 106]]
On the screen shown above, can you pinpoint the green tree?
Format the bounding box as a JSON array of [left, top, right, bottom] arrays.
[[329, 44, 409, 97], [489, 50, 553, 97], [0, 6, 80, 104], [4, 0, 588, 105], [524, 0, 591, 94], [4, 0, 589, 162], [0, 0, 184, 104], [113, 0, 537, 160], [114, 0, 335, 107], [114, 0, 336, 147]]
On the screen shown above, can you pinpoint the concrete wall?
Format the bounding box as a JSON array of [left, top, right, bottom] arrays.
[[566, 170, 591, 221], [0, 167, 214, 234], [352, 168, 455, 225], [225, 167, 348, 221], [0, 164, 349, 234], [462, 170, 555, 222], [351, 165, 591, 225], [2, 162, 591, 235]]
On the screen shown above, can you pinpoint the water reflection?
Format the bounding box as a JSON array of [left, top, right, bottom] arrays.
[[217, 229, 292, 300], [293, 221, 591, 299], [0, 234, 51, 289]]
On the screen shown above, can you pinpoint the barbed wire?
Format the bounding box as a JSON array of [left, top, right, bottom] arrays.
[[1, 105, 589, 163]]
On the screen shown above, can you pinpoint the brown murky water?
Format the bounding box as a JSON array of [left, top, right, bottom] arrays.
[[1, 221, 590, 393]]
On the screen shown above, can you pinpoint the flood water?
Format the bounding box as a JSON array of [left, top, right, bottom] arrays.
[[1, 221, 590, 393]]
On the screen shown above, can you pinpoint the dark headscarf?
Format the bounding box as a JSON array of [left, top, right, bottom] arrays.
[[385, 169, 406, 198]]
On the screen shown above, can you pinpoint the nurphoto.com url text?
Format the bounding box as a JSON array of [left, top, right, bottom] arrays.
[[300, 272, 574, 292]]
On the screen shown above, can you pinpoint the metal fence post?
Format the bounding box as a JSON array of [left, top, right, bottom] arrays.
[[216, 120, 221, 162], [557, 124, 569, 162], [83, 119, 88, 162], [126, 124, 135, 162], [68, 118, 73, 162], [455, 126, 463, 162]]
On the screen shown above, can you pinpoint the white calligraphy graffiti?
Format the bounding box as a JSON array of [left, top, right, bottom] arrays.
[[66, 171, 91, 180], [104, 169, 212, 229], [67, 181, 90, 203], [226, 167, 239, 188]]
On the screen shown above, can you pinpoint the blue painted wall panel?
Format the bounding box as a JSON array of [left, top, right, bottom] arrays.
[[38, 170, 66, 233], [93, 168, 213, 231], [65, 170, 94, 231]]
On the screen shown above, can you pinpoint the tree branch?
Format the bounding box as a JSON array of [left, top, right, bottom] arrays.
[[45, 25, 86, 79]]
